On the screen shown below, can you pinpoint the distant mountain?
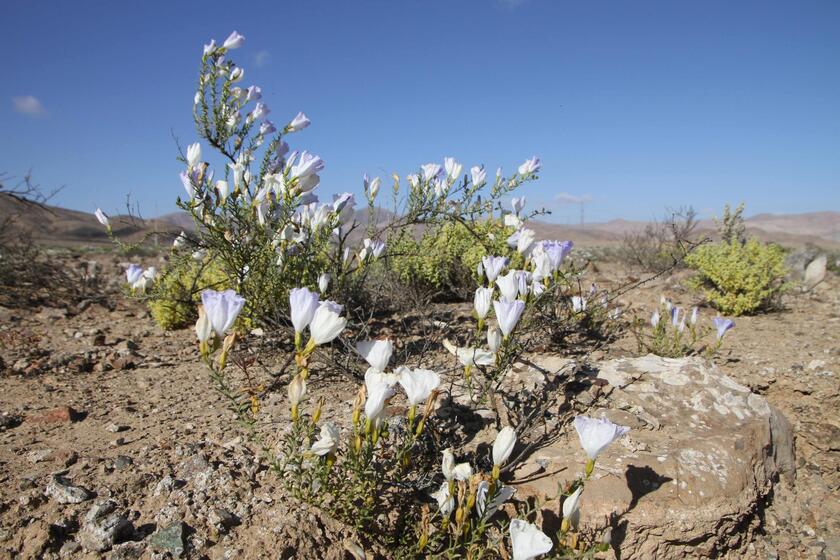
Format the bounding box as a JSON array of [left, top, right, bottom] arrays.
[[4, 195, 838, 248]]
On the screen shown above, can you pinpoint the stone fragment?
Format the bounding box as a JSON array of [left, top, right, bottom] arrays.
[[26, 406, 82, 424], [79, 499, 134, 552], [803, 255, 827, 291], [149, 521, 185, 558], [45, 475, 93, 504]]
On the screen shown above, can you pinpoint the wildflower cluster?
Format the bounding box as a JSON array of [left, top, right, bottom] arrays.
[[633, 296, 735, 357]]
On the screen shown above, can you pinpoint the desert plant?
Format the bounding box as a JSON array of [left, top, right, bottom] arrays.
[[715, 202, 747, 245], [147, 253, 230, 329], [685, 238, 789, 315], [631, 296, 734, 357], [616, 206, 700, 271]]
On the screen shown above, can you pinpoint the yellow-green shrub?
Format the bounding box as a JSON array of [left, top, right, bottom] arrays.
[[389, 219, 521, 297], [148, 256, 230, 329], [685, 238, 789, 315]]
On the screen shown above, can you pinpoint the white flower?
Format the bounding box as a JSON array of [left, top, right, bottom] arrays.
[[573, 415, 630, 461], [309, 301, 347, 345], [441, 448, 456, 480], [495, 270, 520, 302], [474, 287, 493, 320], [94, 208, 110, 227], [289, 287, 320, 333], [318, 273, 330, 294], [203, 39, 216, 56], [562, 486, 582, 527], [452, 462, 473, 481], [571, 296, 587, 313], [517, 156, 541, 176], [650, 311, 660, 328], [229, 67, 244, 83], [493, 426, 516, 466], [431, 481, 454, 515], [476, 481, 515, 519], [487, 326, 502, 352], [356, 339, 393, 372], [511, 196, 526, 215], [287, 111, 311, 132], [195, 307, 213, 343], [365, 379, 394, 422], [509, 519, 553, 560], [444, 157, 463, 183], [200, 289, 246, 337], [471, 165, 486, 187], [222, 31, 245, 50], [504, 213, 524, 230], [482, 256, 509, 283], [173, 231, 187, 248], [493, 299, 526, 338], [421, 163, 442, 182], [516, 228, 535, 254], [186, 142, 201, 168], [290, 150, 324, 179], [397, 367, 440, 406], [365, 367, 400, 388], [288, 375, 306, 407], [443, 341, 496, 367], [690, 306, 699, 326], [311, 423, 340, 456]]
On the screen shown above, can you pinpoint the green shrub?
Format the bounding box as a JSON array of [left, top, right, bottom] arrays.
[[148, 256, 230, 329], [388, 218, 521, 298], [685, 238, 789, 315]]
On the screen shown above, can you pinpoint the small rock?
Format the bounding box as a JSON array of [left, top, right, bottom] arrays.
[[113, 456, 133, 470], [111, 437, 126, 447], [804, 254, 827, 290], [28, 449, 54, 463], [106, 423, 128, 433], [0, 411, 22, 430], [208, 508, 239, 532], [79, 500, 134, 552], [26, 406, 83, 424], [45, 474, 93, 504], [109, 541, 146, 560], [115, 339, 139, 353], [149, 522, 185, 558]]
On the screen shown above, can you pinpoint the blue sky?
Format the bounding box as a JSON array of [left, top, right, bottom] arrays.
[[2, 0, 838, 223]]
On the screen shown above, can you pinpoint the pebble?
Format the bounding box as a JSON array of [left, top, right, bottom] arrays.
[[149, 521, 186, 558], [45, 474, 93, 504]]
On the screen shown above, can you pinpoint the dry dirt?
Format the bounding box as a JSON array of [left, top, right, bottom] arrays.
[[0, 253, 837, 559]]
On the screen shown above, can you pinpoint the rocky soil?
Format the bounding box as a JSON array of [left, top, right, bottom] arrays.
[[0, 253, 837, 559]]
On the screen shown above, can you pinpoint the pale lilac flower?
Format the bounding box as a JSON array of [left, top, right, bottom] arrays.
[[493, 299, 526, 337], [249, 102, 270, 121], [660, 295, 673, 312], [509, 519, 553, 560], [186, 143, 201, 168], [311, 423, 340, 456], [471, 165, 486, 187], [229, 67, 244, 83], [690, 306, 699, 326], [476, 481, 515, 519], [651, 311, 660, 328], [290, 151, 324, 179], [215, 180, 230, 202], [95, 208, 110, 228], [318, 273, 330, 294], [421, 163, 442, 182], [443, 341, 496, 367], [444, 157, 463, 183], [540, 240, 573, 271], [511, 196, 526, 216], [259, 120, 276, 136], [289, 287, 320, 333], [200, 289, 246, 337], [397, 367, 441, 406], [356, 339, 393, 372], [531, 280, 546, 297], [517, 156, 541, 176], [562, 486, 583, 528], [516, 228, 535, 254], [671, 306, 682, 327], [495, 270, 520, 301], [482, 256, 509, 283], [286, 111, 310, 132], [309, 301, 347, 345], [531, 249, 551, 281], [246, 85, 262, 102], [573, 415, 631, 461], [173, 232, 187, 248], [332, 192, 356, 224], [493, 426, 516, 466], [125, 264, 144, 287], [504, 214, 524, 230], [363, 174, 381, 199], [474, 287, 493, 320], [515, 271, 531, 299], [406, 173, 420, 189], [712, 317, 735, 340], [360, 238, 385, 260], [203, 39, 217, 56], [222, 31, 245, 50]]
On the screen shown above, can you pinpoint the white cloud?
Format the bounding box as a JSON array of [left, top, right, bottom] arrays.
[[555, 192, 592, 205], [12, 95, 46, 117], [253, 50, 270, 67]]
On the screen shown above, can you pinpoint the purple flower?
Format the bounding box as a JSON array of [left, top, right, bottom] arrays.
[[259, 120, 276, 136], [540, 240, 573, 271], [125, 264, 143, 286], [290, 150, 324, 179], [201, 289, 246, 336], [670, 307, 682, 327], [712, 317, 735, 340]]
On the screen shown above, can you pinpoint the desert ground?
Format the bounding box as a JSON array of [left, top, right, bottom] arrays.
[[0, 235, 837, 559]]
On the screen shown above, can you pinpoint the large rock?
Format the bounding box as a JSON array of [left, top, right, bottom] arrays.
[[513, 355, 794, 559], [803, 254, 827, 291]]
